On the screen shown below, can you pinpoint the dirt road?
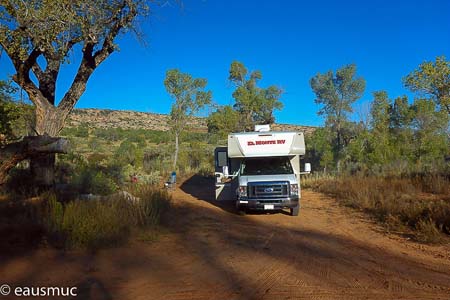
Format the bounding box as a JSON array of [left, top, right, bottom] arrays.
[[2, 175, 450, 299]]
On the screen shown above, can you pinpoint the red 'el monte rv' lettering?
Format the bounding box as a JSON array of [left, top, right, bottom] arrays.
[[257, 140, 276, 145], [248, 140, 286, 146]]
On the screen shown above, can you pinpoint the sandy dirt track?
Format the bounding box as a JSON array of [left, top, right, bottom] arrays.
[[1, 175, 450, 300]]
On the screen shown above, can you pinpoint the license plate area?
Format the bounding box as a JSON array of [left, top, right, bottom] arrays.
[[264, 204, 274, 210]]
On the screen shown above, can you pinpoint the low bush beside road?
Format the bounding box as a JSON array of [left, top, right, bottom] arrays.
[[44, 186, 171, 249], [305, 174, 450, 243], [0, 186, 171, 252]]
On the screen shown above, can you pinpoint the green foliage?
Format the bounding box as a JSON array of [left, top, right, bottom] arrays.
[[72, 166, 118, 195], [164, 69, 212, 169], [114, 139, 144, 168], [305, 127, 334, 171], [410, 99, 449, 163], [0, 1, 148, 61], [310, 64, 366, 167], [92, 128, 171, 144], [164, 69, 212, 134], [309, 59, 449, 174], [43, 187, 171, 249], [55, 150, 123, 194], [207, 105, 240, 137], [229, 61, 283, 131], [177, 141, 213, 173], [367, 91, 392, 165], [61, 124, 89, 138], [0, 82, 18, 142], [404, 56, 450, 114]]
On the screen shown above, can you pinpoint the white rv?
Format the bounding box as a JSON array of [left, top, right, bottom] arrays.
[[214, 125, 310, 216]]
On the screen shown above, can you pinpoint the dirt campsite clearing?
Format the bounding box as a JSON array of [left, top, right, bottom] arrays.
[[1, 176, 450, 300]]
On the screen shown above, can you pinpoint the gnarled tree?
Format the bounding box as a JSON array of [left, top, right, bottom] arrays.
[[0, 0, 148, 185]]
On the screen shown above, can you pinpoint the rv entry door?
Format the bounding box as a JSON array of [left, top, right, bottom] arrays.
[[214, 147, 233, 201]]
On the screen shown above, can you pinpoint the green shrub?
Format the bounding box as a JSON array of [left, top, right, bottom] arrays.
[[72, 167, 117, 195], [43, 187, 171, 249], [114, 140, 143, 168], [45, 194, 128, 249]]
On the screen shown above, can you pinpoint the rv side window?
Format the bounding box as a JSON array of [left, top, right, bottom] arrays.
[[217, 151, 228, 167]]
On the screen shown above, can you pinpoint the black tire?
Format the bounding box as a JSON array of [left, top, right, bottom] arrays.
[[290, 204, 299, 216], [235, 201, 246, 215]]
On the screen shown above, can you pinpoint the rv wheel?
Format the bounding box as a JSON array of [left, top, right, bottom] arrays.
[[290, 204, 299, 216], [235, 201, 246, 215]]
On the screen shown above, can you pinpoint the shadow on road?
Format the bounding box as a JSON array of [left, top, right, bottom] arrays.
[[163, 185, 450, 299], [180, 174, 237, 214], [180, 174, 292, 216]]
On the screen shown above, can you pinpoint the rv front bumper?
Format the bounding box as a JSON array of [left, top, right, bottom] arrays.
[[237, 197, 299, 210]]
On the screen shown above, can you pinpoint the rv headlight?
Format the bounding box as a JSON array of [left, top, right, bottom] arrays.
[[238, 186, 247, 197], [290, 184, 299, 195]]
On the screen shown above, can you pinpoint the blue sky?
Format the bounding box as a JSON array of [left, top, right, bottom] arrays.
[[1, 0, 450, 126]]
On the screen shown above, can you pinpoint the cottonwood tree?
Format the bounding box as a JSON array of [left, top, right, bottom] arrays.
[[310, 64, 365, 170], [0, 0, 149, 185], [404, 56, 450, 114], [164, 69, 212, 170], [229, 61, 283, 131]]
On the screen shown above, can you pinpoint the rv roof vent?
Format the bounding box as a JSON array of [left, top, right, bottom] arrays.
[[255, 124, 271, 132]]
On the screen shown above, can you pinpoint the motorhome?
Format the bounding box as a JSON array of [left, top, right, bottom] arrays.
[[214, 125, 310, 216]]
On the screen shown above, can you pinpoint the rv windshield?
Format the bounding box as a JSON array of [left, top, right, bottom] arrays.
[[241, 157, 293, 175]]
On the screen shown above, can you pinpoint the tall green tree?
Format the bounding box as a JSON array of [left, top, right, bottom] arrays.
[[310, 64, 366, 169], [164, 69, 212, 170], [0, 0, 149, 185], [229, 61, 283, 131], [404, 56, 450, 114], [410, 98, 449, 163], [368, 91, 392, 165]]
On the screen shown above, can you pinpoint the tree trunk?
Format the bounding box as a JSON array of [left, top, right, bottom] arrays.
[[31, 104, 68, 186], [173, 133, 179, 171], [30, 154, 56, 186], [0, 136, 69, 185]]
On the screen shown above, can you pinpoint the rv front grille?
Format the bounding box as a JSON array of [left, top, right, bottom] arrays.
[[248, 181, 289, 199]]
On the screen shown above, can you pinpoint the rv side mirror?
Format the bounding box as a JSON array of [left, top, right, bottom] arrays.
[[304, 163, 311, 173]]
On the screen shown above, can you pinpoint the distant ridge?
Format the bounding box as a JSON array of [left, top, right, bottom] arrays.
[[68, 108, 317, 135]]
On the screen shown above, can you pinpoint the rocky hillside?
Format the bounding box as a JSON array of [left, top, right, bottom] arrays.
[[68, 108, 317, 135]]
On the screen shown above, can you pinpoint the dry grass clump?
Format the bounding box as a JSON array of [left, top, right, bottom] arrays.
[[310, 175, 450, 243]]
